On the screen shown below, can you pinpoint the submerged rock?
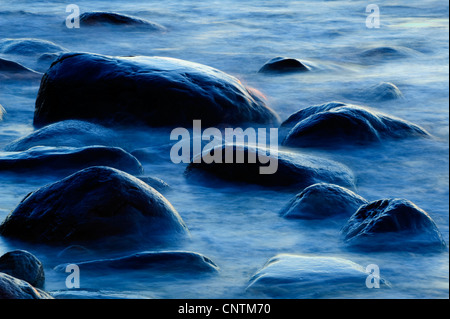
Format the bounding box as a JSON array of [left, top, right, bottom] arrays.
[[281, 102, 430, 148], [54, 251, 219, 274], [258, 57, 310, 73], [0, 166, 189, 246], [0, 145, 143, 175], [0, 57, 38, 74], [280, 183, 368, 220], [365, 82, 403, 102], [4, 120, 118, 152], [246, 254, 389, 298], [0, 273, 53, 299], [0, 38, 67, 56], [185, 144, 355, 189], [341, 198, 447, 251], [0, 250, 45, 289], [78, 12, 167, 31], [34, 52, 280, 128]]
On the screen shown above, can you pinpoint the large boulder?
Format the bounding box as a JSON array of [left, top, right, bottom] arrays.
[[0, 145, 143, 175], [246, 254, 389, 298], [341, 198, 447, 251], [0, 250, 45, 289], [4, 120, 118, 152], [185, 144, 355, 189], [54, 250, 219, 274], [280, 183, 368, 220], [78, 12, 167, 31], [0, 273, 53, 299], [33, 53, 280, 128], [281, 102, 430, 148], [0, 166, 189, 247]]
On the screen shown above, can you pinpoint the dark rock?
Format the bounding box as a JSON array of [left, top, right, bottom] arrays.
[[0, 250, 45, 288], [358, 46, 416, 61], [341, 198, 447, 251], [185, 144, 355, 189], [0, 273, 53, 299], [0, 38, 67, 56], [0, 166, 189, 246], [79, 12, 166, 31], [0, 57, 38, 74], [0, 145, 143, 175], [281, 102, 430, 148], [4, 120, 118, 152], [33, 52, 280, 128], [258, 57, 310, 74], [246, 254, 389, 298], [280, 183, 368, 220], [54, 250, 219, 274]]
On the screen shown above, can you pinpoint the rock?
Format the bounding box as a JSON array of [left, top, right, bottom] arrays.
[[33, 52, 280, 128], [280, 183, 368, 220], [137, 176, 170, 193], [364, 82, 403, 102], [281, 102, 430, 148], [0, 38, 67, 56], [0, 145, 143, 175], [0, 273, 53, 299], [54, 251, 219, 274], [56, 245, 95, 262], [0, 166, 189, 247], [358, 46, 418, 62], [341, 198, 447, 251], [258, 57, 310, 73], [0, 250, 45, 288], [78, 12, 167, 31], [4, 120, 118, 152], [0, 57, 38, 74], [185, 144, 355, 189], [246, 254, 389, 298]]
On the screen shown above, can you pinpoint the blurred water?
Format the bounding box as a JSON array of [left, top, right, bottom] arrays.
[[0, 0, 448, 299]]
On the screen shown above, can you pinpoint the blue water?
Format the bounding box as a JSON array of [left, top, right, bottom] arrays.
[[0, 0, 448, 299]]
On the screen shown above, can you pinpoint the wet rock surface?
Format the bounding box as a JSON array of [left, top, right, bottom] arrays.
[[246, 254, 389, 298], [0, 145, 143, 175], [0, 166, 189, 247], [0, 273, 53, 299], [280, 183, 368, 220], [185, 144, 355, 189], [33, 52, 280, 128], [281, 102, 430, 148], [0, 250, 45, 289], [341, 198, 447, 251]]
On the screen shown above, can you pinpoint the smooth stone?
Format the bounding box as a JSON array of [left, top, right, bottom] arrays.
[[246, 254, 389, 298], [365, 82, 404, 102], [0, 250, 45, 288], [0, 166, 189, 247], [0, 57, 38, 74], [0, 273, 53, 299], [185, 144, 355, 189], [78, 11, 167, 31], [54, 251, 219, 274], [0, 38, 67, 56], [4, 120, 118, 151], [258, 57, 310, 73], [341, 198, 447, 251], [0, 145, 143, 175], [281, 102, 430, 148], [280, 183, 368, 220], [33, 52, 280, 128]]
